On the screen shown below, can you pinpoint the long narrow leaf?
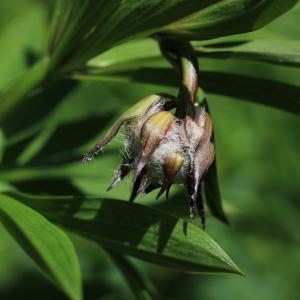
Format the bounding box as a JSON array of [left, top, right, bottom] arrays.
[[197, 40, 300, 67], [0, 194, 82, 300], [71, 66, 300, 114], [47, 0, 298, 69], [9, 192, 243, 275]]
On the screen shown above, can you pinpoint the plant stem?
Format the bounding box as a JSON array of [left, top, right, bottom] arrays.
[[157, 37, 199, 117], [0, 57, 50, 125]]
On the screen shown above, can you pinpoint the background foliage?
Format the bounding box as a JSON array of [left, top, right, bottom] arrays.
[[0, 1, 300, 299]]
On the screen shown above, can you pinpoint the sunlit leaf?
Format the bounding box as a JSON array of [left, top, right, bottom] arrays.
[[0, 194, 82, 300], [47, 0, 298, 70], [9, 192, 243, 275]]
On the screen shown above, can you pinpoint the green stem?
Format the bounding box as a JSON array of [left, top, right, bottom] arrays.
[[157, 37, 199, 117], [0, 57, 50, 125]]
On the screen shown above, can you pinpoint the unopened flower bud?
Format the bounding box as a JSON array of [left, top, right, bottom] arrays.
[[83, 93, 215, 228], [135, 111, 175, 178], [156, 151, 184, 200]]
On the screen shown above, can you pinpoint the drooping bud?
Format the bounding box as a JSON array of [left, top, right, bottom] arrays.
[[135, 111, 175, 178], [186, 106, 215, 228], [156, 151, 184, 200]]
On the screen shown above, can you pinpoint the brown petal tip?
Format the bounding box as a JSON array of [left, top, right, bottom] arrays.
[[129, 168, 147, 202], [156, 151, 184, 200]]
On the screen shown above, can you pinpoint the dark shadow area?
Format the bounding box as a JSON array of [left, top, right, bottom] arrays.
[[199, 40, 248, 49], [33, 197, 179, 255], [2, 134, 36, 164], [3, 79, 77, 137], [31, 113, 116, 164], [157, 217, 178, 253], [25, 49, 39, 67], [0, 271, 112, 300], [14, 178, 84, 196]]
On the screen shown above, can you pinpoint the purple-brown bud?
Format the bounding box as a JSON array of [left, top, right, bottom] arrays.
[[83, 95, 215, 228], [135, 111, 175, 178]]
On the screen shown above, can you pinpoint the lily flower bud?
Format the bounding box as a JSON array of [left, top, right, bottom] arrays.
[[135, 111, 176, 178], [156, 151, 184, 200], [83, 95, 215, 228]]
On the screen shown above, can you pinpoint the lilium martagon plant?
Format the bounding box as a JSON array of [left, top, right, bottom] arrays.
[[83, 38, 218, 228]]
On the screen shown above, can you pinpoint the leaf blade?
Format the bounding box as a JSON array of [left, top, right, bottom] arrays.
[[160, 0, 298, 40], [71, 65, 300, 115], [108, 251, 157, 300], [9, 192, 242, 275], [196, 39, 300, 68], [0, 194, 82, 300], [47, 0, 298, 69]]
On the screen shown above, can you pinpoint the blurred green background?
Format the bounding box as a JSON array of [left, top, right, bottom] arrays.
[[0, 1, 300, 299]]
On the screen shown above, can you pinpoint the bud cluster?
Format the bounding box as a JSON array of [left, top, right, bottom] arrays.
[[83, 93, 215, 227], [83, 38, 218, 227]]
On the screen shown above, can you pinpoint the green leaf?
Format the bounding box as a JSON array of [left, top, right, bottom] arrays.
[[0, 194, 82, 300], [48, 0, 298, 70], [71, 64, 300, 114], [202, 71, 300, 115], [47, 0, 212, 69], [108, 251, 157, 300], [197, 39, 300, 67], [160, 0, 299, 40], [10, 192, 243, 275]]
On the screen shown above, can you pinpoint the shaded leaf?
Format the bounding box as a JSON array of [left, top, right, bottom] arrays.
[[108, 251, 157, 300], [0, 194, 82, 300], [197, 39, 300, 67], [71, 65, 300, 114], [10, 192, 243, 275], [202, 71, 300, 115]]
